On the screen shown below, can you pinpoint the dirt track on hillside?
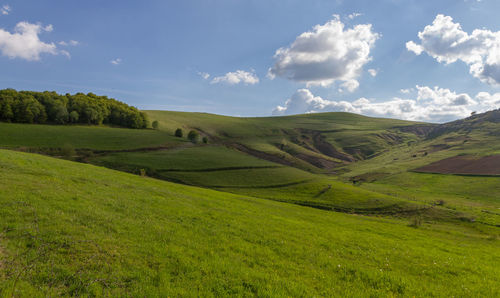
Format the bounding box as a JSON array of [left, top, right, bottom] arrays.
[[414, 155, 500, 175]]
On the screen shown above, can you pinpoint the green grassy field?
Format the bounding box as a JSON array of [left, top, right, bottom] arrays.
[[92, 145, 277, 171], [1, 111, 499, 225], [145, 110, 422, 169], [0, 122, 182, 150], [0, 150, 498, 296], [89, 146, 439, 217]]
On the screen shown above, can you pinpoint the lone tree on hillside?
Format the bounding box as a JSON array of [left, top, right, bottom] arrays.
[[187, 130, 199, 143], [152, 120, 159, 129], [175, 128, 183, 137]]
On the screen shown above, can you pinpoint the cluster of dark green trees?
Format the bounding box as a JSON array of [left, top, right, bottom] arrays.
[[0, 89, 149, 128], [174, 128, 208, 144]]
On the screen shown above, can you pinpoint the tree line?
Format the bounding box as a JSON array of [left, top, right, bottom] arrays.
[[0, 89, 149, 128]]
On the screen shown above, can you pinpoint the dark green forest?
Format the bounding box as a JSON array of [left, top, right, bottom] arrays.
[[0, 89, 149, 128]]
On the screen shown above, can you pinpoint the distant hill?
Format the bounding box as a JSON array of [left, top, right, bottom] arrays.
[[426, 108, 500, 138]]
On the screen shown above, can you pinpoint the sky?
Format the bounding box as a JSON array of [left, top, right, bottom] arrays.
[[1, 0, 500, 122]]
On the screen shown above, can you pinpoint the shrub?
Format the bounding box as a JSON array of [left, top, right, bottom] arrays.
[[61, 144, 76, 159], [408, 216, 422, 228], [152, 120, 159, 130], [202, 136, 208, 144], [175, 128, 183, 138], [187, 130, 199, 143]]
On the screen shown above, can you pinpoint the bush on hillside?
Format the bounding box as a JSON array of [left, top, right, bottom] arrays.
[[187, 130, 199, 143], [0, 89, 149, 128], [175, 128, 183, 137], [152, 120, 159, 129], [202, 136, 208, 144], [61, 143, 76, 158]]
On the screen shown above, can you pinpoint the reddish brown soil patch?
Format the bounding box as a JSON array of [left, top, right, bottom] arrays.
[[414, 155, 500, 175]]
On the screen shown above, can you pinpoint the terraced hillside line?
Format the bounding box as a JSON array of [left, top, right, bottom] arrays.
[[230, 143, 297, 167], [414, 155, 500, 176], [293, 153, 340, 169], [158, 165, 282, 172], [313, 184, 332, 198], [212, 179, 314, 189], [91, 145, 174, 154], [396, 124, 436, 137]]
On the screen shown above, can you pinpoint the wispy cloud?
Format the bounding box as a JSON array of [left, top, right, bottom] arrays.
[[347, 12, 363, 20], [211, 70, 259, 85], [197, 71, 210, 80], [59, 40, 79, 46], [1, 4, 11, 15], [110, 58, 122, 65], [367, 69, 377, 77]]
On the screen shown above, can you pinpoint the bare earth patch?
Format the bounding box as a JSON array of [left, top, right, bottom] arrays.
[[414, 155, 500, 175]]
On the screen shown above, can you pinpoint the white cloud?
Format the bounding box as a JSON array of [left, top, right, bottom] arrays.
[[60, 50, 70, 58], [268, 15, 379, 90], [273, 86, 500, 123], [407, 14, 500, 85], [197, 71, 210, 80], [1, 5, 10, 15], [43, 24, 53, 32], [415, 85, 476, 106], [0, 22, 65, 61], [211, 70, 259, 85], [400, 88, 413, 94], [347, 13, 363, 20], [110, 58, 122, 65], [273, 89, 355, 115], [339, 79, 359, 92], [368, 68, 377, 77], [59, 40, 79, 46]]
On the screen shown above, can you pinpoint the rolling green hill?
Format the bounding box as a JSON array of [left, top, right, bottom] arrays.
[[0, 150, 498, 296], [145, 110, 424, 169], [1, 110, 499, 225]]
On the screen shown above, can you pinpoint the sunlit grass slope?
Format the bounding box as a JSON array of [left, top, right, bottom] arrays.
[[145, 111, 423, 168], [338, 128, 500, 226], [0, 122, 181, 150], [0, 150, 499, 297], [89, 146, 430, 215]]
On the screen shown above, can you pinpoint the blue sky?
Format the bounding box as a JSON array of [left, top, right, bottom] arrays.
[[1, 0, 500, 122]]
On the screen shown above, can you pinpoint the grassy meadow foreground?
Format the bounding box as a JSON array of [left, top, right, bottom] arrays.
[[0, 107, 499, 296], [0, 150, 499, 296]]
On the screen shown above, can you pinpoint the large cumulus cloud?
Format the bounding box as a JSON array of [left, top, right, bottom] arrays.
[[268, 16, 379, 90], [407, 14, 500, 85], [273, 86, 500, 123], [0, 22, 65, 61]]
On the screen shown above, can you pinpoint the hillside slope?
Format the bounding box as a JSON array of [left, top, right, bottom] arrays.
[[0, 150, 498, 296], [145, 111, 425, 170], [1, 110, 498, 224]]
